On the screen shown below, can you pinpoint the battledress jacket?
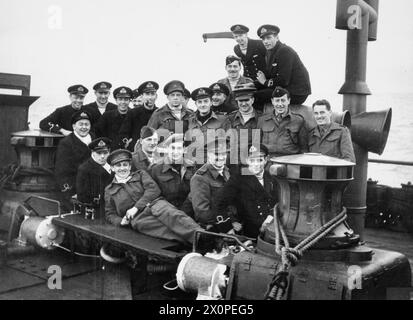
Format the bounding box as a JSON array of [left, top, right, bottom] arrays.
[[147, 104, 194, 135]]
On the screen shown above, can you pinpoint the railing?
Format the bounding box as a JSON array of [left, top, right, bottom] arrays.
[[368, 159, 413, 167]]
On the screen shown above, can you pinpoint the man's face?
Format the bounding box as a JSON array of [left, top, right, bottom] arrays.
[[92, 149, 110, 166], [212, 92, 227, 107], [167, 141, 184, 163], [132, 95, 144, 108], [246, 156, 267, 175], [70, 94, 85, 110], [207, 152, 227, 170], [168, 91, 184, 108], [272, 94, 290, 116], [262, 34, 278, 50], [116, 97, 130, 113], [195, 97, 212, 115], [112, 161, 131, 179], [233, 33, 248, 47], [313, 104, 332, 126], [141, 133, 159, 153], [237, 96, 254, 113], [72, 119, 91, 137], [95, 90, 110, 105], [142, 91, 157, 107], [226, 61, 241, 79]]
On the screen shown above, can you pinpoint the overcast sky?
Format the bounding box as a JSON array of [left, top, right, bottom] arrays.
[[1, 0, 413, 125]]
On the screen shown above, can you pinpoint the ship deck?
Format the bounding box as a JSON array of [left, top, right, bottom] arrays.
[[0, 227, 412, 300]]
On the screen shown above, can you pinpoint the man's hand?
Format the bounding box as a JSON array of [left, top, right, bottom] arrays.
[[256, 71, 267, 85], [126, 207, 139, 220], [260, 215, 274, 233], [60, 129, 72, 136], [232, 222, 243, 232], [120, 216, 130, 226]]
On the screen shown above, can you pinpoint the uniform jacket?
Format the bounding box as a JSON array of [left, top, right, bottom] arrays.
[[215, 172, 277, 238], [150, 162, 197, 210], [76, 158, 113, 216], [55, 133, 94, 195], [188, 164, 230, 226], [186, 111, 230, 140], [218, 76, 254, 109], [309, 123, 356, 162], [259, 41, 311, 97], [104, 170, 161, 226], [233, 38, 267, 80], [118, 105, 157, 151], [83, 101, 117, 125], [131, 143, 157, 172], [147, 104, 194, 134], [257, 111, 309, 156], [39, 105, 83, 133], [94, 109, 129, 150]]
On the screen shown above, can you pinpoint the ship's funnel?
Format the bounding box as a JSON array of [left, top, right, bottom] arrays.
[[351, 108, 392, 155]]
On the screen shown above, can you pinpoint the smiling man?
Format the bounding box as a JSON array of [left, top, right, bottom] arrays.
[[39, 84, 89, 135], [83, 82, 117, 125], [132, 126, 160, 172], [209, 82, 237, 115], [309, 99, 355, 162]]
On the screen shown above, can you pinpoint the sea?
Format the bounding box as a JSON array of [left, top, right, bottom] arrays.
[[26, 91, 413, 188]]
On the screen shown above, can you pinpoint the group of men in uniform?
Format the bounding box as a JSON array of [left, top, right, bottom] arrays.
[[39, 24, 355, 243]]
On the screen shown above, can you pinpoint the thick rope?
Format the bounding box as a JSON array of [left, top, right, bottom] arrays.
[[265, 205, 347, 300]]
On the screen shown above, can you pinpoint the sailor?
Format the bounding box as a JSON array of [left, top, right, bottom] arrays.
[[76, 137, 113, 217], [105, 149, 202, 245], [132, 126, 160, 172], [218, 55, 254, 109], [131, 92, 145, 109], [150, 134, 196, 213], [147, 80, 194, 137], [254, 24, 311, 106], [256, 87, 309, 158], [230, 24, 267, 81], [39, 84, 88, 135], [94, 86, 133, 150], [55, 110, 94, 211], [119, 81, 159, 151], [309, 99, 356, 162], [83, 82, 117, 125], [215, 143, 277, 237], [209, 82, 237, 115], [188, 139, 233, 232]]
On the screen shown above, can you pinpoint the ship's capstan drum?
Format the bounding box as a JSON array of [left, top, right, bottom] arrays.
[[263, 153, 360, 250]]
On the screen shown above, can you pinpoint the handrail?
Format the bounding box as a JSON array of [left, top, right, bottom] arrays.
[[368, 159, 413, 167]]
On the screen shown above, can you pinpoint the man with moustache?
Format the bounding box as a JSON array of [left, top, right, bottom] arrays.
[[231, 24, 267, 81], [147, 80, 194, 137], [39, 85, 89, 136], [55, 111, 94, 211], [83, 81, 117, 125], [95, 86, 133, 150], [254, 25, 311, 106], [218, 55, 254, 109], [119, 81, 159, 151], [208, 82, 237, 115], [132, 126, 160, 172], [76, 137, 113, 217]]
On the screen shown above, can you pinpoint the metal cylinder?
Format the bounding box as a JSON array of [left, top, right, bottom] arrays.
[[19, 217, 65, 250]]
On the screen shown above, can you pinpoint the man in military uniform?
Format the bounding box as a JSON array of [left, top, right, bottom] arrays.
[[215, 143, 277, 237], [132, 126, 160, 172], [76, 137, 113, 217], [309, 99, 355, 162], [83, 82, 117, 125], [254, 25, 311, 106], [95, 86, 133, 150], [131, 92, 144, 109], [119, 81, 159, 151], [188, 139, 233, 232], [209, 82, 237, 115], [231, 24, 267, 81], [55, 110, 94, 211], [218, 55, 254, 109], [257, 87, 309, 158], [147, 80, 194, 137], [39, 85, 88, 135]]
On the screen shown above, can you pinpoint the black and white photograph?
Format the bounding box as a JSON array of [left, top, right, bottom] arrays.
[[0, 0, 413, 307]]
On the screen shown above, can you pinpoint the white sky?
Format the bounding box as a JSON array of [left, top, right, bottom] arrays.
[[1, 0, 413, 124]]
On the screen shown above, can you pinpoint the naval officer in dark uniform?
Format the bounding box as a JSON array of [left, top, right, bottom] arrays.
[[83, 81, 117, 125], [209, 82, 237, 115], [76, 137, 113, 217], [95, 86, 133, 150], [55, 110, 94, 211], [39, 85, 88, 135]]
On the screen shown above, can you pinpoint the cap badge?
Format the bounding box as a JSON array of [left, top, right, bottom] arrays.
[[78, 86, 84, 92], [249, 145, 258, 153], [147, 82, 154, 88], [120, 88, 127, 94], [100, 83, 107, 89], [234, 25, 241, 31], [98, 140, 106, 147], [261, 28, 267, 35], [80, 112, 87, 117], [213, 84, 220, 90], [199, 89, 206, 95]]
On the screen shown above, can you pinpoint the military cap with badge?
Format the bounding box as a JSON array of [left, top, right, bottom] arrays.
[[230, 24, 249, 34], [89, 137, 112, 153], [191, 87, 213, 101], [163, 80, 186, 95], [257, 24, 280, 38], [137, 81, 159, 95], [93, 82, 112, 92], [233, 83, 257, 100], [247, 143, 269, 158], [113, 86, 133, 99], [71, 110, 92, 125], [209, 83, 230, 96], [226, 55, 242, 66], [68, 84, 89, 96], [272, 86, 290, 98], [107, 149, 132, 166]]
